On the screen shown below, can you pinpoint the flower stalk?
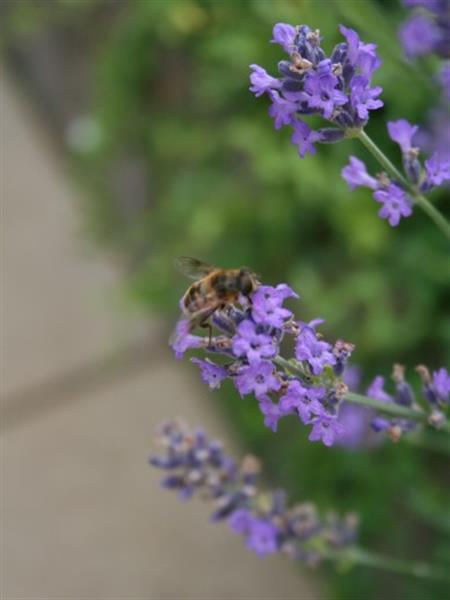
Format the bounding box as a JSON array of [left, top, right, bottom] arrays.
[[324, 546, 450, 583], [357, 130, 450, 240]]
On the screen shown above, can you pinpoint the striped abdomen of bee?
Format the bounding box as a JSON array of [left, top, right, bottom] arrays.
[[181, 268, 258, 321]]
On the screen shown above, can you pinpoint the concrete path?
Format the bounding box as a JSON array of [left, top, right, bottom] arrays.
[[1, 68, 319, 599]]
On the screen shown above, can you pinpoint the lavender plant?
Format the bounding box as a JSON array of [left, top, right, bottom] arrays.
[[150, 420, 449, 581], [171, 281, 450, 446], [151, 14, 450, 588], [249, 23, 450, 237]]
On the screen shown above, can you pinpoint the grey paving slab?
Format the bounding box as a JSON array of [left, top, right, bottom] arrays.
[[1, 68, 148, 398]]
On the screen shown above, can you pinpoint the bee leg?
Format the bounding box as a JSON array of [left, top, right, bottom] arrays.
[[199, 321, 213, 347]]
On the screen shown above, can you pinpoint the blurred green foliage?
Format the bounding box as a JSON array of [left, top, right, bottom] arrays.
[[3, 1, 449, 598]]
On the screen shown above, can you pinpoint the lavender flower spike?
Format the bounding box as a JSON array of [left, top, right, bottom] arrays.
[[172, 267, 448, 446], [151, 420, 358, 563], [250, 22, 383, 156]]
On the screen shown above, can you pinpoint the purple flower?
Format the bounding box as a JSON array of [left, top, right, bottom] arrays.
[[343, 366, 361, 391], [234, 361, 281, 398], [342, 156, 378, 190], [334, 402, 373, 448], [339, 25, 381, 76], [349, 75, 383, 121], [258, 396, 284, 432], [249, 64, 281, 97], [371, 416, 391, 432], [302, 60, 347, 119], [308, 413, 345, 447], [232, 319, 277, 364], [438, 63, 450, 101], [404, 0, 441, 9], [268, 91, 298, 129], [171, 319, 204, 359], [367, 376, 393, 403], [424, 152, 450, 186], [387, 119, 418, 154], [191, 358, 228, 389], [152, 420, 358, 561], [291, 120, 320, 158], [432, 368, 450, 403], [399, 14, 440, 57], [295, 325, 336, 375], [271, 23, 297, 53], [251, 284, 296, 328], [279, 380, 326, 424], [373, 184, 413, 226], [245, 518, 279, 556], [228, 508, 252, 534]]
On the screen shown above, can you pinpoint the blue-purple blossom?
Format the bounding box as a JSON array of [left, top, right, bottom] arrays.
[[251, 284, 297, 328], [367, 376, 393, 403], [171, 319, 204, 359], [373, 184, 413, 227], [308, 413, 345, 447], [339, 25, 382, 77], [387, 119, 419, 154], [417, 365, 450, 405], [234, 361, 281, 398], [438, 62, 450, 100], [271, 23, 297, 53], [291, 120, 320, 157], [432, 368, 450, 402], [342, 156, 378, 190], [250, 22, 383, 156], [399, 0, 450, 58], [249, 64, 281, 97], [301, 59, 348, 119], [268, 91, 298, 129], [152, 421, 358, 563], [424, 152, 450, 186], [232, 319, 277, 364], [258, 396, 284, 432], [191, 358, 228, 389], [295, 324, 336, 375], [400, 14, 441, 57], [172, 272, 447, 446], [279, 380, 326, 424], [228, 508, 252, 534], [349, 75, 383, 121], [334, 402, 375, 449], [245, 518, 279, 556]]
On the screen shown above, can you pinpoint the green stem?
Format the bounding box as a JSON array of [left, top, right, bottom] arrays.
[[414, 193, 450, 239], [345, 392, 450, 434], [356, 130, 450, 240], [274, 356, 450, 434], [324, 546, 450, 582]]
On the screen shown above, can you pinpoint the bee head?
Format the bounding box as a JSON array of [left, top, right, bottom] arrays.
[[238, 268, 259, 296]]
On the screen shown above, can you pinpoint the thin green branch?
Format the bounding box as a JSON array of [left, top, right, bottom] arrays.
[[274, 355, 450, 434], [324, 546, 450, 582], [345, 392, 450, 434], [356, 130, 450, 240]]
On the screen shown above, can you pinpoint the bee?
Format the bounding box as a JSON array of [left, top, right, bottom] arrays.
[[175, 256, 260, 340]]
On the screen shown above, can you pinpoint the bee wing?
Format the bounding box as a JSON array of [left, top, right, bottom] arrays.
[[175, 256, 216, 280]]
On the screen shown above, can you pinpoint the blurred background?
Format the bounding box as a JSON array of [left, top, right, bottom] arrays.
[[1, 1, 448, 599]]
